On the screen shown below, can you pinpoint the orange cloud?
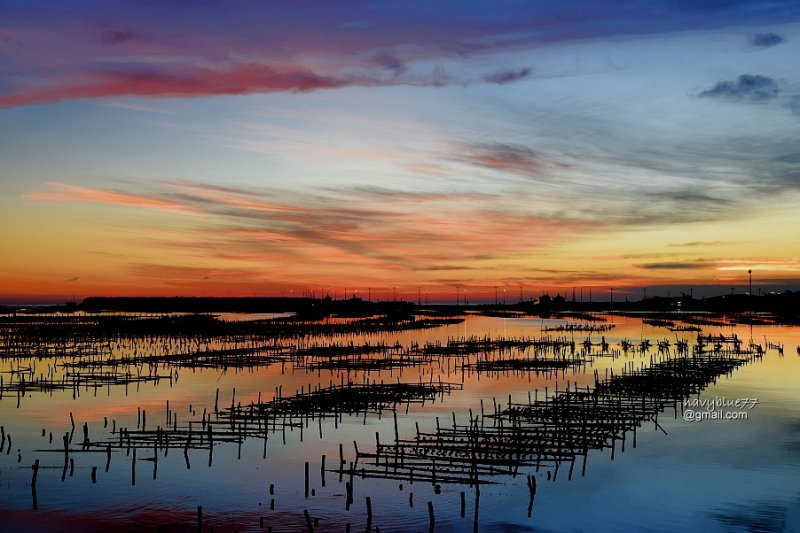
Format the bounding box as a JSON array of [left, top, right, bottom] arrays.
[[21, 179, 602, 295], [23, 182, 195, 214], [32, 178, 782, 300]]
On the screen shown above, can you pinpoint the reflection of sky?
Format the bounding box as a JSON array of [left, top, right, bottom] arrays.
[[515, 360, 800, 532], [1, 3, 800, 302], [0, 315, 798, 530]]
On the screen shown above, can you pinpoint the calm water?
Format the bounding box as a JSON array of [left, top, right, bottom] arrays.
[[0, 313, 798, 532]]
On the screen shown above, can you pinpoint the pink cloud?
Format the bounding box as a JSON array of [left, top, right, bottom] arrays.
[[0, 64, 349, 107], [22, 181, 196, 213]]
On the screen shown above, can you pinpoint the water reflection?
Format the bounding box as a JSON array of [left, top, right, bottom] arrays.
[[0, 312, 797, 531]]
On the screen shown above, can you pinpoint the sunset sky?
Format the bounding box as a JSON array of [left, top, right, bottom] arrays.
[[2, 1, 800, 303]]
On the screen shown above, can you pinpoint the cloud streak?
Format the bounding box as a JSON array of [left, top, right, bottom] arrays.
[[23, 179, 602, 284], [483, 68, 532, 85], [0, 64, 349, 108], [638, 261, 709, 270], [101, 29, 144, 45], [457, 143, 543, 177], [22, 182, 196, 213]]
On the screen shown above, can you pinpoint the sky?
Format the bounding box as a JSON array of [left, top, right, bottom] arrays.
[[2, 0, 800, 304]]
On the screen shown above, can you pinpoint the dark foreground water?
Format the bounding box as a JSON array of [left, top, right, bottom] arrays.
[[0, 313, 798, 532]]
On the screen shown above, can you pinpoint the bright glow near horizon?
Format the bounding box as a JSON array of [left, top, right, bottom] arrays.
[[2, 1, 800, 303]]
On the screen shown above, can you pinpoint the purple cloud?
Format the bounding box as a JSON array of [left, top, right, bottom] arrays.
[[750, 32, 785, 47]]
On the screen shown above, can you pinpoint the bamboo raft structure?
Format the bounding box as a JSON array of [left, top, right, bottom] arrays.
[[668, 324, 703, 332], [33, 379, 462, 470], [219, 379, 462, 423], [642, 319, 675, 328], [419, 336, 578, 357], [295, 341, 403, 357], [458, 339, 594, 375], [0, 314, 466, 358], [60, 343, 295, 369], [337, 346, 761, 486], [298, 352, 433, 371], [543, 323, 616, 333], [764, 337, 784, 355], [462, 357, 583, 373], [0, 361, 173, 401]]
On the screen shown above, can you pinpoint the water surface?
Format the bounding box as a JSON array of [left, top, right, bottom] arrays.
[[0, 313, 798, 532]]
